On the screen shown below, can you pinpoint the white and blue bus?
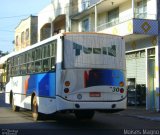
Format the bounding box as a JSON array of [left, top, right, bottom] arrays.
[[5, 32, 126, 121]]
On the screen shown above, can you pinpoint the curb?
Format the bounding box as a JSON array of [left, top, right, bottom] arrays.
[[132, 115, 160, 121]]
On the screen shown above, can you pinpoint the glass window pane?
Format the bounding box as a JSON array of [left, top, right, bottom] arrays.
[[20, 64, 26, 74], [27, 62, 34, 73], [35, 61, 41, 72], [82, 18, 89, 32], [43, 59, 49, 71], [51, 57, 56, 70], [36, 48, 41, 60]]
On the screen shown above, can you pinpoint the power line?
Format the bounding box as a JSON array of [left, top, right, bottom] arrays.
[[0, 14, 36, 20], [0, 40, 13, 42], [0, 30, 14, 32], [0, 2, 77, 20]]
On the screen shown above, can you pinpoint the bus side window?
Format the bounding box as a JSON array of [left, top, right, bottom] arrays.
[[20, 64, 27, 75], [27, 62, 35, 74], [51, 57, 56, 70], [43, 59, 49, 72], [11, 67, 14, 76], [50, 41, 56, 70], [35, 61, 41, 72]]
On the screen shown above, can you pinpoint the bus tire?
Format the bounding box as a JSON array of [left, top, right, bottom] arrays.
[[11, 95, 20, 112], [32, 96, 41, 121], [75, 110, 95, 120]]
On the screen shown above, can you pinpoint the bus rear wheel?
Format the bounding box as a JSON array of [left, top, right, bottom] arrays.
[[11, 95, 20, 112], [32, 96, 41, 121], [74, 110, 95, 120]]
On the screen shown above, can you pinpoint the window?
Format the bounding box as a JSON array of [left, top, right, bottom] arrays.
[[82, 18, 89, 32], [27, 62, 35, 73], [51, 57, 56, 70], [50, 41, 57, 70], [8, 40, 57, 76], [21, 32, 24, 44], [19, 54, 26, 64], [25, 28, 29, 40], [35, 48, 41, 60], [43, 59, 49, 71], [20, 64, 27, 75], [108, 8, 119, 27], [16, 36, 19, 46], [51, 42, 56, 57], [35, 61, 41, 72], [136, 0, 147, 18], [43, 45, 50, 58]]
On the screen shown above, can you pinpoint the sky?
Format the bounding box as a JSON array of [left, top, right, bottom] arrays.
[[0, 0, 51, 53]]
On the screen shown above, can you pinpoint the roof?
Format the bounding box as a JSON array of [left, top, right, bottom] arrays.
[[15, 15, 38, 29]]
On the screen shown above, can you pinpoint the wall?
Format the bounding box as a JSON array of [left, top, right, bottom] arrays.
[[119, 0, 132, 22], [147, 0, 157, 19], [38, 0, 76, 41], [126, 36, 157, 51], [38, 4, 54, 41], [15, 16, 38, 51]]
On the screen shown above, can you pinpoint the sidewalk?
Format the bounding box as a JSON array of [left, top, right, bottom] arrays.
[[119, 106, 160, 121]]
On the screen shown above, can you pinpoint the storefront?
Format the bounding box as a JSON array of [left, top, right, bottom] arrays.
[[125, 37, 159, 111]]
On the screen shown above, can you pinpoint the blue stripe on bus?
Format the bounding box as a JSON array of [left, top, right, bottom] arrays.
[[84, 69, 125, 87], [26, 72, 56, 97]]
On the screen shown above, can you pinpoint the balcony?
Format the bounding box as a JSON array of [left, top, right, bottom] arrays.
[[97, 13, 158, 38], [71, 0, 158, 39]]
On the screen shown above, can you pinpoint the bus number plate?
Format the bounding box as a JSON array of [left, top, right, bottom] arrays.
[[90, 92, 101, 97]]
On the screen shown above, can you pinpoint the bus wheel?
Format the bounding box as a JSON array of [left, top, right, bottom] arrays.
[[75, 110, 95, 120], [11, 96, 20, 112], [32, 96, 41, 121]]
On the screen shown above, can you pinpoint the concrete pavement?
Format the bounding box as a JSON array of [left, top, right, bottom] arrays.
[[119, 106, 160, 122]]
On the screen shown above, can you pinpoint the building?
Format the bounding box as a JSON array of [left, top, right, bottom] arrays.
[[14, 15, 38, 51], [38, 0, 78, 41]]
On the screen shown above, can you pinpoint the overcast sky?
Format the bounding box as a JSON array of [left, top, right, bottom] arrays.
[[0, 0, 51, 53]]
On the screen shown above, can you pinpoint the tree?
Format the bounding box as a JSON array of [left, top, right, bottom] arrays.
[[0, 50, 9, 58]]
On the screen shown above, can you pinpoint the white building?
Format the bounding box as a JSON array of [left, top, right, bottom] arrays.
[[38, 0, 78, 41]]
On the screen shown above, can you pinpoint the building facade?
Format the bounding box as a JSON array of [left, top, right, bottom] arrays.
[[14, 15, 38, 51], [38, 0, 78, 41]]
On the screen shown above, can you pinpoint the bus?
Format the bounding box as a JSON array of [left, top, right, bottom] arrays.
[[5, 32, 126, 121]]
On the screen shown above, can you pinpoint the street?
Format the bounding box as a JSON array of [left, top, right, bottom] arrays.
[[0, 93, 160, 135]]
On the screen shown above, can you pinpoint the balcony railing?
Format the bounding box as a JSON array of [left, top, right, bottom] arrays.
[[97, 13, 156, 31]]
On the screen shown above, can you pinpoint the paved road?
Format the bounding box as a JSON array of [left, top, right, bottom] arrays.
[[0, 93, 160, 135]]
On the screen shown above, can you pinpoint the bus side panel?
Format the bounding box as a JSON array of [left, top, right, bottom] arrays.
[[5, 72, 56, 107], [25, 72, 56, 97]]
